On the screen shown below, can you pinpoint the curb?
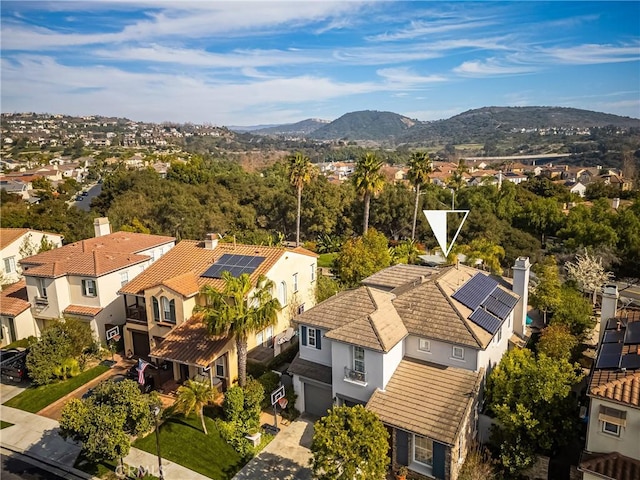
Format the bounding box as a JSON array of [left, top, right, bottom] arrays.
[[1, 442, 98, 480]]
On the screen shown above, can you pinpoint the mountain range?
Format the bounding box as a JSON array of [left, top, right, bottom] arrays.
[[231, 107, 640, 145]]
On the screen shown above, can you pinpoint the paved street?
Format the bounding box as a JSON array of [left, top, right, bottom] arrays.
[[1, 451, 72, 480]]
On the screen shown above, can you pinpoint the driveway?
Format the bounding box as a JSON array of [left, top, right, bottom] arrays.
[[0, 378, 29, 403], [232, 416, 314, 480]]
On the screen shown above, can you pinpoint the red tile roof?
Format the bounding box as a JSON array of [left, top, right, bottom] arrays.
[[0, 229, 29, 249], [0, 280, 30, 316], [580, 452, 640, 480], [63, 305, 103, 317]]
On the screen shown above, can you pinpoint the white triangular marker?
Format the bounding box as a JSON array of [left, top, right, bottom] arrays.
[[423, 210, 470, 256]]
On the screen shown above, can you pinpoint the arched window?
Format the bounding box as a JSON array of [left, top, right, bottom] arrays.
[[161, 297, 176, 323], [278, 281, 287, 307], [152, 297, 160, 322]]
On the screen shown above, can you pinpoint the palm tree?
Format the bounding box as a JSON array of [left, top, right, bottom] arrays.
[[196, 272, 280, 387], [447, 159, 469, 209], [173, 379, 219, 434], [288, 152, 317, 246], [352, 152, 385, 234], [407, 151, 433, 241], [461, 238, 505, 274]]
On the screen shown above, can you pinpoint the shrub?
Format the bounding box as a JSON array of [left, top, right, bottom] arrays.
[[223, 385, 244, 423], [53, 358, 81, 380], [267, 341, 299, 370], [257, 372, 281, 408], [247, 361, 268, 379]]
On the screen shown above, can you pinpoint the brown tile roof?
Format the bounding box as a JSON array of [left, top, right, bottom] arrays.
[[63, 305, 103, 317], [580, 452, 640, 480], [0, 280, 30, 316], [367, 358, 482, 445], [362, 264, 436, 291], [325, 288, 407, 352], [0, 228, 29, 249], [20, 232, 175, 278], [295, 286, 376, 332], [119, 240, 293, 296], [149, 316, 232, 367], [288, 353, 333, 385], [590, 372, 640, 409], [290, 246, 319, 258]]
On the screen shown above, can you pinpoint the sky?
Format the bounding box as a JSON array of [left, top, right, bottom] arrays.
[[1, 1, 639, 126]]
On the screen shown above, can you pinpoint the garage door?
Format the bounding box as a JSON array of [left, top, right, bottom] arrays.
[[131, 331, 150, 358], [304, 382, 333, 418]]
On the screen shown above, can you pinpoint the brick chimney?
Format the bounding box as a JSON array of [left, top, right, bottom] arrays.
[[512, 257, 530, 337], [204, 233, 219, 250], [600, 284, 619, 342], [93, 217, 111, 237]]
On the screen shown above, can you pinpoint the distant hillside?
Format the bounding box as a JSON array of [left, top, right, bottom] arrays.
[[309, 110, 418, 141], [250, 118, 330, 136]]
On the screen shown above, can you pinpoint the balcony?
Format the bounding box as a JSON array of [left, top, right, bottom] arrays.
[[344, 366, 367, 386], [35, 296, 48, 306], [126, 305, 147, 324]]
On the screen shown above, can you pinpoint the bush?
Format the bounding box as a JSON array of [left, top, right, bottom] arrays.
[[257, 372, 281, 408], [282, 386, 300, 421], [53, 358, 81, 380], [223, 386, 244, 423], [267, 341, 299, 370], [247, 361, 268, 379]]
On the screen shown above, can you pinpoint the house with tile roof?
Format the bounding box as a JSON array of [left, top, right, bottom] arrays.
[[1, 228, 63, 285], [118, 233, 318, 390], [0, 280, 33, 347], [18, 218, 175, 342], [579, 285, 640, 480], [289, 258, 531, 480]]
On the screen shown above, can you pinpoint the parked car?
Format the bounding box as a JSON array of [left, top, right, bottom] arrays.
[[0, 348, 23, 365], [1, 350, 28, 383]]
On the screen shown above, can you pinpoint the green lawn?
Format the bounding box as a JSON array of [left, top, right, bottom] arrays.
[[0, 421, 13, 429], [317, 253, 338, 268], [133, 413, 244, 480], [3, 364, 110, 412], [75, 452, 158, 480]]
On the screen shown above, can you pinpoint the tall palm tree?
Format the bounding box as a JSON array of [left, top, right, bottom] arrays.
[[447, 159, 469, 209], [173, 380, 219, 434], [462, 238, 505, 274], [196, 272, 280, 387], [352, 152, 385, 234], [407, 151, 433, 241], [288, 152, 317, 246]]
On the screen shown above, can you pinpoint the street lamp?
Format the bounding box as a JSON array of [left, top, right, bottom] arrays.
[[152, 405, 165, 480]]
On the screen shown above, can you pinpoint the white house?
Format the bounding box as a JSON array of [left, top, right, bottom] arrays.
[[289, 258, 531, 480], [18, 218, 176, 342], [1, 228, 63, 285]]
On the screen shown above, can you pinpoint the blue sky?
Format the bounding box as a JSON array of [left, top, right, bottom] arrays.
[[1, 1, 639, 126]]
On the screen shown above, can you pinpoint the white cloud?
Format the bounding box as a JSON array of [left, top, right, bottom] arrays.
[[453, 58, 538, 76], [377, 67, 447, 86], [368, 19, 497, 42], [542, 42, 640, 65]]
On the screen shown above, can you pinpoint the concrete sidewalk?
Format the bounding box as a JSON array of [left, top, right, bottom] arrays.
[[0, 404, 210, 479]]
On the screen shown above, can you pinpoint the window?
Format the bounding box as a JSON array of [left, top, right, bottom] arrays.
[[215, 356, 225, 377], [36, 277, 47, 298], [152, 297, 160, 322], [278, 281, 287, 306], [297, 304, 305, 315], [603, 422, 620, 436], [82, 279, 97, 297], [452, 346, 464, 360], [495, 328, 502, 344], [418, 338, 431, 352], [354, 346, 365, 373], [301, 326, 321, 350], [311, 264, 316, 282], [599, 405, 626, 436], [413, 435, 433, 466], [161, 297, 176, 323], [308, 327, 316, 347], [293, 273, 299, 292], [120, 271, 129, 287], [3, 257, 16, 274]]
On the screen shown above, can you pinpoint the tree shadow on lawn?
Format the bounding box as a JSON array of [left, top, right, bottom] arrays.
[[233, 452, 312, 480]]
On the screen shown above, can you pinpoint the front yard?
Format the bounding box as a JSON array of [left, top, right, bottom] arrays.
[[132, 409, 244, 480], [3, 364, 110, 412]]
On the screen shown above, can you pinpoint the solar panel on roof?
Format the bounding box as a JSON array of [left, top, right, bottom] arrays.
[[601, 342, 623, 356], [603, 330, 625, 344], [491, 288, 518, 309], [201, 254, 266, 279], [624, 322, 640, 345], [606, 318, 620, 330], [482, 295, 512, 321], [452, 274, 499, 310], [469, 308, 502, 334], [596, 354, 622, 369], [620, 354, 640, 369]]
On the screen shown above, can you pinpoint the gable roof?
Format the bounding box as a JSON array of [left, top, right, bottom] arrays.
[[361, 263, 436, 291], [590, 372, 640, 408], [367, 358, 482, 445], [0, 280, 30, 316], [20, 231, 175, 278], [580, 452, 640, 480], [0, 228, 63, 249]]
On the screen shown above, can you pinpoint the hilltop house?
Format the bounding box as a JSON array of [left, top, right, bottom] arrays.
[[16, 218, 175, 342], [289, 258, 531, 480], [579, 285, 640, 479], [118, 234, 317, 389], [1, 228, 63, 285]]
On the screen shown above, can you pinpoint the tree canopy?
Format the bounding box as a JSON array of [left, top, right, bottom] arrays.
[[333, 229, 391, 287]]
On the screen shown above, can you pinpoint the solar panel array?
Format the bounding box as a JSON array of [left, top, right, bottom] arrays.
[[201, 254, 266, 279], [620, 354, 640, 369], [596, 318, 640, 370], [452, 273, 520, 335], [595, 343, 624, 369], [603, 330, 625, 344], [625, 322, 640, 344]]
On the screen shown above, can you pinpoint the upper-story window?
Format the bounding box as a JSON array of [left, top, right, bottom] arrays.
[[120, 271, 129, 287], [36, 277, 47, 298], [301, 325, 321, 350], [495, 328, 502, 344], [82, 279, 97, 297], [413, 435, 433, 467], [3, 256, 16, 274], [452, 346, 465, 360], [419, 338, 431, 352], [599, 406, 626, 437], [161, 296, 176, 323], [278, 281, 287, 307], [152, 297, 160, 322], [293, 273, 299, 293], [353, 346, 365, 374], [308, 327, 316, 347], [311, 264, 316, 282]]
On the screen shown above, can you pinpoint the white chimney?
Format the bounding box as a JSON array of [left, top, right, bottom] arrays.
[[512, 257, 530, 338], [93, 217, 111, 237], [204, 233, 219, 250], [497, 170, 503, 190], [600, 284, 619, 342], [612, 198, 620, 209]]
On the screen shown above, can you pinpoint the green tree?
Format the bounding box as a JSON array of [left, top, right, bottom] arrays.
[[288, 152, 317, 246], [59, 377, 158, 463], [196, 273, 280, 387], [537, 324, 578, 361], [551, 287, 594, 341], [461, 238, 505, 274], [530, 257, 562, 323], [447, 159, 469, 209], [311, 405, 389, 480], [173, 380, 220, 434], [316, 274, 342, 303], [407, 151, 432, 241], [333, 229, 391, 287], [352, 152, 385, 234]]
